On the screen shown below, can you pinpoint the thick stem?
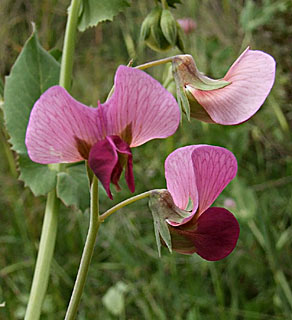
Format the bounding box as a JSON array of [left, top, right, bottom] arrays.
[[99, 190, 159, 222], [65, 176, 100, 320], [161, 0, 169, 9], [24, 190, 59, 320], [24, 1, 81, 319], [59, 0, 82, 90]]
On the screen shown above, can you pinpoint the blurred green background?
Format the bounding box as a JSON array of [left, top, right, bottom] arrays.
[[1, 0, 292, 319]]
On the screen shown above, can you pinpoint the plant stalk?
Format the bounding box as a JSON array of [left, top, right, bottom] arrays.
[[65, 176, 100, 320], [24, 190, 59, 320], [59, 0, 82, 91], [24, 0, 81, 318]]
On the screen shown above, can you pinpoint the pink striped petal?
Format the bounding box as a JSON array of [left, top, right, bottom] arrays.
[[193, 207, 240, 261], [25, 86, 106, 164], [169, 207, 240, 260], [165, 146, 199, 218], [104, 66, 180, 147], [188, 48, 276, 125], [88, 136, 134, 199], [191, 145, 237, 216]]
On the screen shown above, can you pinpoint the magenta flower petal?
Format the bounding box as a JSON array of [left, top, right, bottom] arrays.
[[169, 207, 239, 260], [165, 145, 200, 215], [105, 66, 180, 147], [193, 207, 240, 261], [25, 86, 106, 164], [191, 145, 237, 216], [88, 135, 134, 199], [188, 48, 276, 125]]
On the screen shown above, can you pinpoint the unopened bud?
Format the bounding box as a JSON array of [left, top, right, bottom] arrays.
[[140, 7, 185, 53], [160, 9, 177, 45]]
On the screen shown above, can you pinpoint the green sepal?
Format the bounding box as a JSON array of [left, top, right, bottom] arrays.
[[56, 163, 90, 213], [149, 190, 190, 256], [77, 0, 130, 32], [187, 74, 230, 91], [177, 86, 190, 121], [172, 54, 230, 92], [160, 9, 177, 45]]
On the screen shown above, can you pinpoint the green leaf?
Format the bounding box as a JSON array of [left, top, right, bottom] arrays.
[[3, 30, 60, 154], [18, 155, 57, 196], [3, 30, 60, 195], [78, 0, 130, 32], [56, 164, 90, 213]]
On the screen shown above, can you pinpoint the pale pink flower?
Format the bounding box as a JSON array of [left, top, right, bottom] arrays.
[[25, 66, 180, 199], [177, 18, 196, 34], [164, 145, 239, 261], [173, 47, 276, 125]]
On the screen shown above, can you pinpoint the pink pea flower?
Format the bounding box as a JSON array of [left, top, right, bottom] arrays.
[[25, 66, 180, 199], [177, 18, 196, 34], [164, 145, 239, 261], [172, 47, 276, 125]]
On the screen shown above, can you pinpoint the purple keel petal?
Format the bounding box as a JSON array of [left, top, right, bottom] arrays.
[[165, 146, 200, 224], [104, 66, 180, 147], [88, 135, 134, 199], [194, 207, 240, 261], [188, 48, 276, 125], [191, 145, 237, 216], [25, 86, 106, 164]]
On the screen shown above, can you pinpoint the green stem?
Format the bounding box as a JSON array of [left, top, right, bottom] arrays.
[[24, 1, 81, 319], [24, 190, 59, 320], [161, 0, 169, 9], [135, 56, 175, 70], [59, 0, 82, 90], [65, 176, 100, 320], [99, 190, 158, 222]]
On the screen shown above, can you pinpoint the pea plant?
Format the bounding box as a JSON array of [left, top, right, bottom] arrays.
[[2, 0, 275, 319]]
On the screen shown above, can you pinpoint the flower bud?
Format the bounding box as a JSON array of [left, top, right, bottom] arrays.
[[160, 9, 177, 45], [140, 7, 185, 53]]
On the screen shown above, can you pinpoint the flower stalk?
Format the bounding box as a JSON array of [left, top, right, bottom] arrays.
[[135, 56, 174, 70], [99, 189, 159, 222], [65, 176, 100, 320]]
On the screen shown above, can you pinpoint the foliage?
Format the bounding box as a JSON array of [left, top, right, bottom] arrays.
[[77, 0, 130, 32]]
